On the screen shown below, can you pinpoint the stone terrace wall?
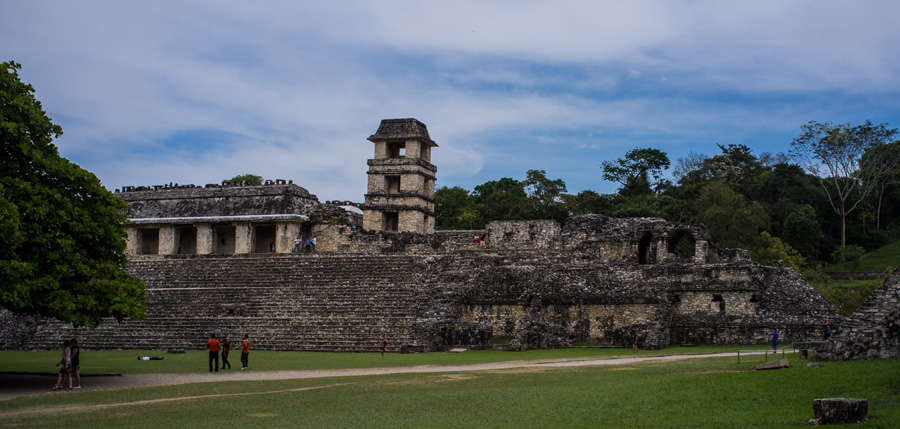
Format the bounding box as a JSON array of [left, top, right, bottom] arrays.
[[409, 251, 832, 351], [1, 255, 418, 352], [815, 268, 900, 361], [0, 214, 835, 352]]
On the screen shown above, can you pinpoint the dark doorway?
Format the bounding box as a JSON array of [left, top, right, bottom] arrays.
[[383, 212, 399, 231], [254, 225, 276, 253], [176, 226, 197, 255], [139, 228, 159, 255], [215, 226, 236, 254], [638, 233, 653, 264]]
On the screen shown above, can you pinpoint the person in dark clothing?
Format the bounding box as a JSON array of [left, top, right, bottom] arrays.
[[221, 336, 232, 369]]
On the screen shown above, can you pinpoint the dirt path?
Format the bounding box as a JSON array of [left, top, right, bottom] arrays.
[[1, 351, 771, 406]]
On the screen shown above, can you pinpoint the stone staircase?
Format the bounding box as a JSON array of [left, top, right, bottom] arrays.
[[24, 255, 419, 352]]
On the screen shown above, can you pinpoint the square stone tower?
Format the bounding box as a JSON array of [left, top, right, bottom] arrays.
[[363, 118, 437, 233]]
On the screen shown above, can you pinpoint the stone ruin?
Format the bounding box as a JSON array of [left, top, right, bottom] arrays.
[[814, 268, 900, 361], [0, 118, 837, 353]]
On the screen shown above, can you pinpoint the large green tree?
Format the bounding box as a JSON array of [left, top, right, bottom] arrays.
[[1, 61, 145, 327], [791, 120, 900, 247], [602, 147, 670, 195]]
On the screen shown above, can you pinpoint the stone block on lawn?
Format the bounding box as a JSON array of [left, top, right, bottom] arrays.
[[755, 358, 789, 370], [808, 398, 869, 425]]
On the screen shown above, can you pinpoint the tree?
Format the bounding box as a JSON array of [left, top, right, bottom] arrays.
[[523, 169, 570, 223], [601, 147, 670, 195], [472, 177, 532, 221], [1, 61, 145, 327], [223, 174, 263, 185], [791, 120, 900, 247], [434, 186, 475, 230], [782, 205, 823, 260], [694, 181, 769, 250]]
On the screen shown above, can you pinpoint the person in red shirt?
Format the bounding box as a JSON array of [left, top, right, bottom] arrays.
[[240, 334, 250, 370], [207, 334, 221, 372]]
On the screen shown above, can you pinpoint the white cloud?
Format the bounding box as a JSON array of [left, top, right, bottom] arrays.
[[3, 0, 899, 199]]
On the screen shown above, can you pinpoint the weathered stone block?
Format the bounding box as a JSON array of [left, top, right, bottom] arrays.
[[808, 398, 869, 425]]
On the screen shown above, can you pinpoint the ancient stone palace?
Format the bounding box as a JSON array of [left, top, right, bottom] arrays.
[[1, 119, 837, 353]]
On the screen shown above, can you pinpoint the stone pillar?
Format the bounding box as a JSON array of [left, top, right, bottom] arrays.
[[196, 223, 213, 255], [694, 240, 708, 263], [234, 223, 253, 254], [124, 226, 139, 256], [158, 225, 176, 255], [277, 222, 302, 253]]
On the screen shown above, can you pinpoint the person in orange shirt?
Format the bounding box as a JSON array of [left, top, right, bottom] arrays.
[[240, 334, 250, 370], [207, 334, 221, 372]]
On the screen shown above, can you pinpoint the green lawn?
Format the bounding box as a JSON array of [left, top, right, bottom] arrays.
[[828, 240, 900, 273], [1, 351, 898, 428], [0, 345, 771, 375]]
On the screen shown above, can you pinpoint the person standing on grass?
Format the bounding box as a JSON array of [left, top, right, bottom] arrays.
[[207, 334, 221, 372], [52, 340, 72, 390], [631, 332, 639, 355], [221, 336, 232, 370], [770, 329, 779, 352], [381, 341, 387, 357], [70, 338, 81, 389], [240, 334, 250, 370]]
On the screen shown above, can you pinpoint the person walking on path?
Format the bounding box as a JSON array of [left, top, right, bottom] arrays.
[[70, 339, 81, 389], [240, 334, 250, 370], [221, 336, 232, 370], [52, 340, 72, 390], [770, 329, 780, 352], [207, 334, 221, 372]]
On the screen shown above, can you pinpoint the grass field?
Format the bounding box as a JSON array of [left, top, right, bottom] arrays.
[[1, 348, 898, 428], [827, 240, 900, 273]]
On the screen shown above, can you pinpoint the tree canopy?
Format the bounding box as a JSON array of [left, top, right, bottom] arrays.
[[790, 121, 900, 247], [1, 61, 145, 327], [223, 174, 263, 185]]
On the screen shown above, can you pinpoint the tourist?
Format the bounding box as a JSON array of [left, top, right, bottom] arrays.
[[240, 334, 250, 370], [137, 355, 164, 360], [770, 329, 779, 352], [631, 332, 639, 355], [207, 334, 221, 372], [293, 237, 301, 253], [305, 237, 312, 252], [269, 238, 275, 253], [824, 320, 832, 340], [479, 230, 488, 249], [311, 236, 317, 253], [221, 335, 232, 369], [52, 340, 72, 390], [70, 338, 81, 389], [381, 341, 387, 357]]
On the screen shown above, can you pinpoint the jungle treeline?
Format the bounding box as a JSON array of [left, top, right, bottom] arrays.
[[434, 121, 900, 273]]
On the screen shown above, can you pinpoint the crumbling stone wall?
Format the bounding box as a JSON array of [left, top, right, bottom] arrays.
[[815, 268, 900, 361]]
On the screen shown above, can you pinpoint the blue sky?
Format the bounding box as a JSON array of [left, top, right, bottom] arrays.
[[4, 1, 900, 201]]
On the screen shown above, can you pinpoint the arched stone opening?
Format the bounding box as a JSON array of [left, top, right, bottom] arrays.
[[667, 230, 696, 259]]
